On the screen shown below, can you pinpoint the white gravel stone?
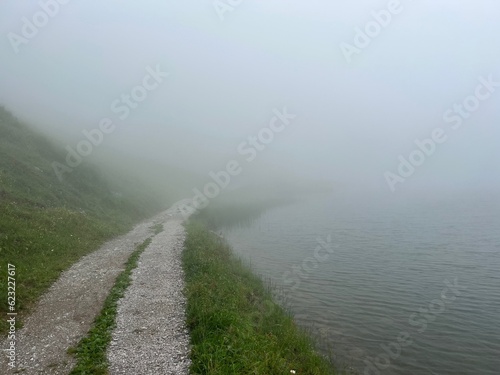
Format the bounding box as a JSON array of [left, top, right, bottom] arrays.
[[106, 217, 191, 374]]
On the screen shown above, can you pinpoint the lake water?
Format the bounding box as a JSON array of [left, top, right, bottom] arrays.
[[219, 191, 500, 374]]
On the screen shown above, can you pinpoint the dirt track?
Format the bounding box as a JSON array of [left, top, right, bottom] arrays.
[[1, 201, 190, 374], [107, 216, 190, 374]]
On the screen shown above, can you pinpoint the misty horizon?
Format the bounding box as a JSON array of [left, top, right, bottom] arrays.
[[1, 0, 499, 196]]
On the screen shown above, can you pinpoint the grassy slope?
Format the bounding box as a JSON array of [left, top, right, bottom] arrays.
[[0, 107, 165, 334], [183, 221, 336, 375]]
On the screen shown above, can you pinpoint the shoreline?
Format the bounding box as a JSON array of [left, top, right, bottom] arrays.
[[3, 204, 343, 374], [182, 219, 338, 374]]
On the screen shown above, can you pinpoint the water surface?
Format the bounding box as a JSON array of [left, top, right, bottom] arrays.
[[220, 191, 500, 374]]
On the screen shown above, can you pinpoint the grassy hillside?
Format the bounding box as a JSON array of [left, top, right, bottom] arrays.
[[0, 106, 168, 334]]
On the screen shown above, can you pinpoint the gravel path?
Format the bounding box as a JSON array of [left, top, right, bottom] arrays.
[[107, 216, 191, 374], [1, 201, 191, 374]]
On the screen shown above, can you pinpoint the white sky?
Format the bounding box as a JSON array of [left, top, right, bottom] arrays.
[[0, 0, 499, 192]]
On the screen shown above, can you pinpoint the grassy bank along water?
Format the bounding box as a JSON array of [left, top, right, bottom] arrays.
[[183, 221, 336, 374]]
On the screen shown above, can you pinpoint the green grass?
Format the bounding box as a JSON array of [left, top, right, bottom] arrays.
[[183, 221, 336, 375], [0, 106, 167, 334], [68, 236, 153, 375], [0, 202, 132, 329]]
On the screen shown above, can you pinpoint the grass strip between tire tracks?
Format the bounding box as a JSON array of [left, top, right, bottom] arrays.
[[68, 223, 162, 374]]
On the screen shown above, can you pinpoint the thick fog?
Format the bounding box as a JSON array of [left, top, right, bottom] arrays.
[[1, 0, 499, 196]]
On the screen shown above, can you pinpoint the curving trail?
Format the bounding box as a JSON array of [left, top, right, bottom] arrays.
[[1, 202, 191, 374]]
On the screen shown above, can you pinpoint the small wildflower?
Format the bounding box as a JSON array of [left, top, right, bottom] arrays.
[[290, 371, 296, 374]]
